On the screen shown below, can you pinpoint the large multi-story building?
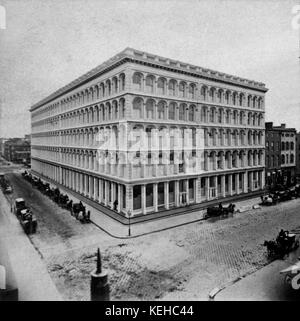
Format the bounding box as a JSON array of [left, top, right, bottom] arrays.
[[30, 48, 267, 217], [265, 122, 296, 187]]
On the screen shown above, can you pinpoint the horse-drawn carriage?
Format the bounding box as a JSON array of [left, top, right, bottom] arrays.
[[264, 229, 299, 259], [260, 193, 279, 206], [71, 202, 90, 223], [13, 198, 37, 235], [206, 203, 235, 218]]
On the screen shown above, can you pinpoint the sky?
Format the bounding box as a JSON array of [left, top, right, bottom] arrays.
[[0, 0, 299, 137]]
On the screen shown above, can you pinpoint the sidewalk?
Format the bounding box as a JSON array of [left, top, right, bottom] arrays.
[[0, 191, 62, 301]]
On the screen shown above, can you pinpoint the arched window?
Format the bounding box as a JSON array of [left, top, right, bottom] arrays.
[[248, 113, 251, 125], [188, 105, 195, 122], [209, 108, 215, 123], [157, 101, 165, 120], [209, 88, 215, 102], [291, 142, 294, 150], [290, 154, 294, 163], [282, 142, 285, 150], [106, 80, 111, 96], [146, 99, 154, 119], [168, 80, 176, 96], [281, 155, 285, 164], [119, 73, 125, 91], [232, 92, 237, 105], [179, 82, 186, 98], [169, 102, 176, 120], [217, 89, 222, 103], [226, 110, 230, 124], [157, 78, 166, 95], [145, 75, 154, 93], [225, 91, 230, 104], [253, 96, 257, 108], [239, 94, 243, 106], [201, 86, 207, 100], [247, 96, 252, 107], [233, 111, 238, 124], [239, 112, 243, 124], [189, 84, 196, 99], [201, 107, 206, 122], [133, 73, 143, 90], [217, 109, 222, 123], [286, 142, 289, 150], [132, 97, 143, 118], [286, 154, 289, 163], [179, 104, 185, 121], [112, 77, 118, 94]]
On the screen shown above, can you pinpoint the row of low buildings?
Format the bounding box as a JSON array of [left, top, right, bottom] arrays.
[[28, 48, 300, 218], [0, 136, 31, 164]]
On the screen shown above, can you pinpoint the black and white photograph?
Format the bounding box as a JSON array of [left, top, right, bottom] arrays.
[[0, 0, 300, 307]]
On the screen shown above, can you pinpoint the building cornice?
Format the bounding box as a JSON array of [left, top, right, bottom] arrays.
[[30, 47, 268, 112]]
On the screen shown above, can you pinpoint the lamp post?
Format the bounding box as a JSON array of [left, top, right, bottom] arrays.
[[128, 209, 132, 237]]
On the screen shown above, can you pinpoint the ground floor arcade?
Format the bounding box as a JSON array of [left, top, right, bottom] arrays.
[[31, 158, 265, 217]]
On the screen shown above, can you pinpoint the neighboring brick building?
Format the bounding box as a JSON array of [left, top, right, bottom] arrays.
[[3, 138, 31, 163], [265, 122, 296, 187], [265, 122, 281, 187]]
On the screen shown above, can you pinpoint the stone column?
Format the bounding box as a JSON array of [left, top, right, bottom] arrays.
[[221, 175, 226, 197], [164, 182, 169, 210], [111, 182, 116, 207], [85, 174, 89, 196], [228, 174, 232, 196], [261, 170, 265, 190], [153, 183, 158, 212], [117, 184, 122, 213], [214, 176, 218, 198], [243, 172, 248, 193], [104, 180, 109, 206], [205, 177, 210, 200], [185, 179, 189, 205], [195, 178, 201, 203], [235, 173, 240, 195], [94, 177, 98, 200], [249, 172, 253, 191], [89, 176, 94, 199], [175, 180, 179, 207], [98, 179, 103, 203], [141, 185, 146, 214], [126, 185, 133, 213]]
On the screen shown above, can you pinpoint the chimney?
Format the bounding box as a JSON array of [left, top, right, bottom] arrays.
[[280, 124, 286, 129]]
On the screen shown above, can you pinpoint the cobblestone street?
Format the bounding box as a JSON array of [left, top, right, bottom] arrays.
[[47, 198, 300, 300]]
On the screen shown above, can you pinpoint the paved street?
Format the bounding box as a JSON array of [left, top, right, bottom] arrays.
[[1, 167, 300, 301]]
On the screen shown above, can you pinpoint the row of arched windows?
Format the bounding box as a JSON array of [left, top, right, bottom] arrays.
[[132, 72, 264, 109], [131, 97, 264, 126], [32, 99, 126, 133], [281, 141, 295, 150], [32, 146, 264, 176], [32, 73, 126, 122]]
